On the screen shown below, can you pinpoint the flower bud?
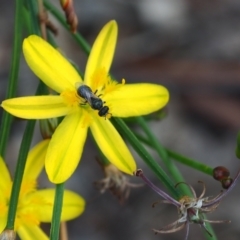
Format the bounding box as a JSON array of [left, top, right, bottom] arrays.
[[213, 166, 230, 181], [39, 118, 58, 139], [221, 177, 233, 189]]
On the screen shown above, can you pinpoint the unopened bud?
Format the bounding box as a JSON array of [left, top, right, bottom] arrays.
[[213, 166, 230, 181], [39, 118, 58, 139], [221, 177, 233, 189]]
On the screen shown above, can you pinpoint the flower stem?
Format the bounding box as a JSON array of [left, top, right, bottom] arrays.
[[50, 183, 65, 240], [0, 0, 23, 157], [112, 117, 180, 199], [203, 224, 217, 240], [43, 0, 91, 54], [6, 120, 35, 229], [135, 132, 213, 176], [166, 149, 213, 176], [6, 82, 45, 229], [135, 117, 192, 196], [26, 0, 41, 35]]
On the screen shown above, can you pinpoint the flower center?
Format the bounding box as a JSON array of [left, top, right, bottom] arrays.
[[90, 68, 125, 96], [91, 68, 109, 94], [61, 90, 81, 108]]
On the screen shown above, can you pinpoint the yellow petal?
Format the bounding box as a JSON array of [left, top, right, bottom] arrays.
[[17, 225, 49, 240], [84, 20, 117, 86], [23, 35, 82, 93], [23, 140, 50, 181], [90, 115, 136, 174], [1, 96, 69, 119], [0, 156, 12, 195], [45, 111, 88, 183], [0, 216, 7, 234], [105, 83, 169, 117], [26, 189, 85, 222]]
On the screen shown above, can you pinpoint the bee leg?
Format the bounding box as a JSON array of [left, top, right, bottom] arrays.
[[80, 100, 88, 106], [94, 89, 103, 98], [106, 112, 112, 120]]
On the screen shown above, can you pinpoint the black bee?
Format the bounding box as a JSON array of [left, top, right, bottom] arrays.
[[76, 84, 110, 118]]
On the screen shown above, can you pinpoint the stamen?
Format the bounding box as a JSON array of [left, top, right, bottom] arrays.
[[61, 90, 80, 108], [91, 68, 109, 92]]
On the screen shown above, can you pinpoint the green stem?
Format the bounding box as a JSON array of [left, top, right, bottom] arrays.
[[50, 183, 65, 240], [135, 132, 213, 176], [166, 149, 213, 176], [25, 0, 41, 36], [135, 117, 191, 196], [204, 224, 218, 240], [43, 0, 91, 54], [112, 117, 180, 199], [0, 0, 23, 157], [6, 120, 35, 229], [26, 0, 41, 35], [6, 82, 44, 229]]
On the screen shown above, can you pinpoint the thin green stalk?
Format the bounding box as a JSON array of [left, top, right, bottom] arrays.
[[26, 0, 41, 35], [135, 132, 213, 176], [6, 120, 35, 229], [204, 226, 217, 240], [112, 117, 180, 199], [166, 149, 213, 176], [6, 82, 44, 229], [135, 117, 191, 196], [50, 183, 65, 240], [43, 0, 91, 55], [0, 0, 23, 157]]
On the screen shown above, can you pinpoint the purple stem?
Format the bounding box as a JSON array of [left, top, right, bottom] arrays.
[[203, 169, 240, 207], [136, 169, 180, 207]]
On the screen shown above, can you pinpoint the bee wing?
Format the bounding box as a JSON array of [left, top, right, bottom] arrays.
[[75, 82, 95, 105], [84, 91, 95, 106], [75, 82, 83, 89]]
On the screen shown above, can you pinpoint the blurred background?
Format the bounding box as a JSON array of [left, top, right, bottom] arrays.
[[1, 0, 240, 239]]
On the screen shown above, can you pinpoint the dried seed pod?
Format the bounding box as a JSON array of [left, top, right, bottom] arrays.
[[38, 8, 58, 37], [221, 177, 233, 189], [60, 0, 78, 33], [213, 166, 230, 181]]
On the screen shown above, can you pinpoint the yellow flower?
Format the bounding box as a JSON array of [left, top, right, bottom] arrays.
[[1, 20, 169, 183], [0, 140, 85, 240]]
